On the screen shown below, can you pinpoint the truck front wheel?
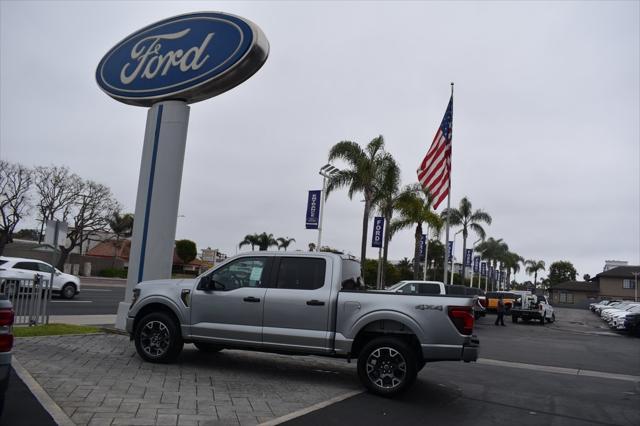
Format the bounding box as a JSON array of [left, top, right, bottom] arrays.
[[134, 312, 183, 363], [357, 336, 418, 397]]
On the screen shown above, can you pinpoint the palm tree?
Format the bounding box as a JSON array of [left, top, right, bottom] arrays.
[[501, 251, 524, 288], [476, 237, 509, 290], [255, 232, 278, 251], [391, 184, 443, 279], [277, 237, 296, 251], [239, 233, 260, 251], [441, 197, 492, 283], [372, 156, 401, 288], [108, 212, 133, 267], [525, 259, 546, 288], [326, 135, 394, 274]]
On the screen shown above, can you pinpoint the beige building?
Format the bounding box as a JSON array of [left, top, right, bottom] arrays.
[[594, 266, 639, 300]]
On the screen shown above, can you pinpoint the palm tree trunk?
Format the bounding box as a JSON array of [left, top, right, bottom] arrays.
[[380, 213, 392, 288], [461, 234, 468, 285], [360, 200, 371, 276], [413, 224, 422, 279]]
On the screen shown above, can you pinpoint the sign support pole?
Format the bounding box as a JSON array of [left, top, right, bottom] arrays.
[[115, 101, 190, 330]]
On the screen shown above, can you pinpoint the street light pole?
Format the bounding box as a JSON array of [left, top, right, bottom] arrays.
[[317, 164, 339, 252], [450, 229, 463, 285]]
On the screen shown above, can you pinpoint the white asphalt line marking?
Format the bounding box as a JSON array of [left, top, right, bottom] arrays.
[[50, 300, 93, 303], [479, 358, 640, 382], [258, 389, 363, 425], [12, 356, 75, 426]]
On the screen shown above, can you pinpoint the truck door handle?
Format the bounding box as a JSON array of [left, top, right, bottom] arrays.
[[243, 297, 261, 303], [306, 300, 325, 306]]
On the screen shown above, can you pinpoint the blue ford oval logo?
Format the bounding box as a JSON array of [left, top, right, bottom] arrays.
[[96, 12, 269, 106]]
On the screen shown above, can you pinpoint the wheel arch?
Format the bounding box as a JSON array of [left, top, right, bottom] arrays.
[[133, 300, 183, 337], [350, 318, 422, 361]]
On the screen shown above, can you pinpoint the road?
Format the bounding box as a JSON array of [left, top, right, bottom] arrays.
[[285, 308, 640, 426], [47, 278, 124, 315]]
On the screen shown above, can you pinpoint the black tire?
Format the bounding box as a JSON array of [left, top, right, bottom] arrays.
[[60, 283, 76, 300], [512, 316, 518, 323], [540, 315, 546, 325], [550, 313, 556, 323], [194, 342, 223, 353], [134, 312, 183, 363], [357, 336, 418, 397]]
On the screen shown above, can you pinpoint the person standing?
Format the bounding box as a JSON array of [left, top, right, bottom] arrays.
[[495, 295, 506, 326]]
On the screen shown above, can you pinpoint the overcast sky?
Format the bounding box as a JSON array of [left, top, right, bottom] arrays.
[[1, 1, 638, 281]]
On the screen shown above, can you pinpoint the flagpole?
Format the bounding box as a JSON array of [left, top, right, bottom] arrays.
[[443, 82, 453, 284]]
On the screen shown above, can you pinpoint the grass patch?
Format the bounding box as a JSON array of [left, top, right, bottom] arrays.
[[14, 323, 101, 337]]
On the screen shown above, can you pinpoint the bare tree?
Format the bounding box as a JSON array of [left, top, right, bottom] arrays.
[[33, 166, 82, 242], [56, 180, 119, 269], [0, 161, 33, 255]]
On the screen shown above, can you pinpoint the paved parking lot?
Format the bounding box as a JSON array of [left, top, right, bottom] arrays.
[[12, 334, 360, 426], [7, 307, 640, 426]]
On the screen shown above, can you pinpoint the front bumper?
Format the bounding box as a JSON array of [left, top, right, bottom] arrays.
[[125, 315, 135, 335]]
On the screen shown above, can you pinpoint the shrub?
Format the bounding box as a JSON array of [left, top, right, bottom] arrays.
[[97, 268, 127, 278]]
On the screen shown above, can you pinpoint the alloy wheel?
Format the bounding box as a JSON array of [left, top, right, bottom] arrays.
[[140, 320, 171, 358], [365, 346, 407, 390]]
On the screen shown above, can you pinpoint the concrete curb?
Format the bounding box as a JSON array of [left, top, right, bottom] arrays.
[[12, 356, 75, 426]]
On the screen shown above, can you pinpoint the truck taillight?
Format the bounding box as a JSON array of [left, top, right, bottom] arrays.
[[448, 306, 474, 335], [0, 308, 14, 326], [0, 307, 14, 352]]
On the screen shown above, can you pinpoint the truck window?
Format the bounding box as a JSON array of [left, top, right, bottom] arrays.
[[419, 283, 441, 295], [276, 258, 326, 290], [209, 258, 267, 291]]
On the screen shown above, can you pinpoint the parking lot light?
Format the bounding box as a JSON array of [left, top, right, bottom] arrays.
[[317, 164, 340, 252]]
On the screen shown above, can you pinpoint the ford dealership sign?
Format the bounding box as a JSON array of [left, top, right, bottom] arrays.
[[96, 12, 269, 106]]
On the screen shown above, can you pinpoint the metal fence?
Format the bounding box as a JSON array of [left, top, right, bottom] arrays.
[[0, 276, 52, 325]]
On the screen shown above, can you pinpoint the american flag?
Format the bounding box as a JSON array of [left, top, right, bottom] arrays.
[[417, 96, 453, 209]]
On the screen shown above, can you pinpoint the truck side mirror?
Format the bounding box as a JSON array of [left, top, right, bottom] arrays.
[[199, 275, 212, 291]]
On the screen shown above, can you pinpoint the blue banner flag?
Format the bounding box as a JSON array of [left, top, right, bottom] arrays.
[[419, 234, 426, 261], [447, 241, 453, 261], [372, 217, 384, 248], [464, 249, 473, 267], [305, 190, 321, 229], [480, 262, 487, 277], [473, 256, 480, 273]]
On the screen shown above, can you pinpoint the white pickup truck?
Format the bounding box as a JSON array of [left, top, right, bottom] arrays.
[[511, 294, 555, 324], [126, 252, 479, 396]]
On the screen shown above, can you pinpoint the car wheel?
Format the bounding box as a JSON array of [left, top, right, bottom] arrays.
[[357, 336, 417, 397], [60, 283, 76, 299], [194, 342, 223, 353], [417, 359, 427, 372], [512, 316, 518, 323], [540, 315, 546, 325], [134, 312, 183, 363]]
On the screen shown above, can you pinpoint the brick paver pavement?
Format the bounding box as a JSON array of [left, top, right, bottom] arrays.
[[14, 334, 361, 426]]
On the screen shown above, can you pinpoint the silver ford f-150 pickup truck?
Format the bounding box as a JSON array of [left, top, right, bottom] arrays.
[[126, 252, 479, 396]]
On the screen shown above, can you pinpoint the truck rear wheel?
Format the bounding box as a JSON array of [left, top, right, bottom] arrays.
[[134, 312, 183, 363], [357, 336, 417, 397]]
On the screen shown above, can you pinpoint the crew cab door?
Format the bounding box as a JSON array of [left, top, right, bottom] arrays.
[[262, 257, 332, 352], [189, 256, 271, 346]]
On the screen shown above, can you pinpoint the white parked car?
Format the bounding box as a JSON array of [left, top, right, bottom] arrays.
[[606, 304, 640, 327], [0, 256, 80, 299]]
